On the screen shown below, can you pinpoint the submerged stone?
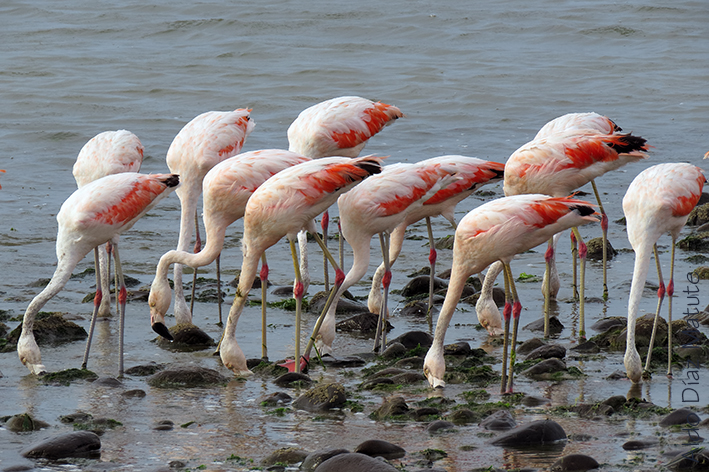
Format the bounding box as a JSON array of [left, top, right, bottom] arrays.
[[336, 312, 391, 333], [660, 408, 702, 427], [525, 344, 566, 360], [370, 396, 409, 420], [21, 431, 101, 459], [314, 452, 398, 472], [147, 366, 228, 388], [400, 275, 447, 297], [388, 331, 432, 350], [5, 413, 50, 432], [550, 453, 600, 471], [4, 312, 86, 351], [480, 410, 517, 431], [523, 316, 564, 335], [490, 419, 566, 447], [354, 439, 405, 459], [274, 372, 312, 388], [425, 420, 455, 433], [585, 237, 616, 261], [155, 323, 214, 350], [292, 382, 346, 412], [301, 449, 349, 472], [261, 447, 309, 466]]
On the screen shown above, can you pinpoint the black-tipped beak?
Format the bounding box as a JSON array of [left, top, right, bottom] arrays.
[[152, 322, 173, 341]]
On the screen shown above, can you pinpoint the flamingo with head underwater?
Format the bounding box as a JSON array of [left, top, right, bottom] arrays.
[[287, 96, 403, 293], [166, 109, 254, 328], [622, 161, 706, 387], [18, 172, 179, 376], [72, 130, 144, 318], [152, 155, 384, 375], [423, 194, 598, 392], [148, 149, 310, 359]]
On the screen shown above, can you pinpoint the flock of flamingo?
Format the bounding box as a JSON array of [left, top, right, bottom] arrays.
[[13, 96, 707, 395]]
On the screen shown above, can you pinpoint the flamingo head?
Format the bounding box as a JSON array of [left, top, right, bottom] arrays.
[[17, 332, 47, 375], [624, 345, 643, 385], [148, 275, 173, 341], [476, 296, 503, 336], [219, 336, 253, 377], [423, 345, 446, 388]]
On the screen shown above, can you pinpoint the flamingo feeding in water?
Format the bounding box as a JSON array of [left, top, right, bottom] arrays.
[[479, 126, 649, 338], [287, 96, 403, 293], [311, 161, 459, 357], [622, 162, 706, 385], [149, 149, 310, 359], [366, 155, 505, 320], [18, 173, 179, 376], [423, 194, 598, 392], [152, 156, 384, 375], [166, 109, 254, 327], [72, 130, 144, 317]]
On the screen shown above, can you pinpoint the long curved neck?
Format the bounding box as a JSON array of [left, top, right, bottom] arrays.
[[431, 259, 470, 348], [23, 250, 84, 332], [223, 249, 261, 340], [627, 243, 652, 347]]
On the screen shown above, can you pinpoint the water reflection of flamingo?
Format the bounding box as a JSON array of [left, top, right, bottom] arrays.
[[622, 163, 706, 384], [148, 149, 310, 360], [166, 109, 255, 326], [160, 156, 384, 376], [287, 96, 403, 292], [73, 130, 144, 317], [18, 173, 179, 376], [423, 194, 598, 393]]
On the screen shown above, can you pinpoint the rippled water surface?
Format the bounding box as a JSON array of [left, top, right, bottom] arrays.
[[1, 0, 708, 470]]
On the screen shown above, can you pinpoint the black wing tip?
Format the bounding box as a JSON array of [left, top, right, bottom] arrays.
[[570, 204, 596, 217], [163, 174, 180, 188]]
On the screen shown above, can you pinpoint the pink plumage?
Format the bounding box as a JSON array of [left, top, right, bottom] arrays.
[[73, 130, 144, 187]]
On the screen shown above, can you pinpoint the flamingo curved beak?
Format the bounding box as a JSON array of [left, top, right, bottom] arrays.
[[152, 322, 174, 341]]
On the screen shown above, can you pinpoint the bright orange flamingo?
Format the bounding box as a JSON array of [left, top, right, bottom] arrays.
[[151, 156, 384, 375], [423, 194, 598, 392], [73, 130, 144, 317], [622, 162, 706, 384], [166, 109, 254, 326], [366, 155, 505, 319], [287, 96, 403, 293], [17, 173, 179, 376], [149, 149, 310, 360]]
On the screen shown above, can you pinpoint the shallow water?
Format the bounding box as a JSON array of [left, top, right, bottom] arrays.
[[1, 0, 709, 470]]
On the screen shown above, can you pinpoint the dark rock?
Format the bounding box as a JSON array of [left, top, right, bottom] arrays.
[[153, 420, 174, 431], [271, 285, 294, 296], [660, 408, 702, 427], [319, 355, 366, 367], [521, 395, 551, 407], [585, 237, 616, 261], [591, 317, 625, 332], [21, 431, 101, 459], [337, 312, 391, 333], [381, 342, 407, 359], [570, 340, 600, 354], [4, 312, 86, 350], [261, 447, 309, 466], [92, 377, 123, 388], [371, 396, 409, 420], [122, 389, 147, 399], [389, 372, 426, 384], [309, 291, 366, 314], [444, 341, 471, 356], [523, 316, 564, 335], [370, 367, 407, 378], [292, 383, 346, 412], [399, 300, 428, 317], [314, 453, 398, 472], [687, 202, 709, 226], [274, 372, 312, 388], [155, 323, 214, 350], [448, 408, 477, 425], [409, 407, 440, 420], [622, 438, 660, 450], [260, 391, 292, 407], [550, 454, 600, 471], [147, 366, 228, 388], [665, 447, 709, 470], [570, 403, 614, 418], [388, 331, 433, 350], [525, 344, 566, 361], [124, 362, 166, 376], [517, 338, 545, 355], [600, 395, 627, 411], [522, 358, 567, 377], [360, 377, 395, 390], [301, 449, 350, 472], [401, 275, 448, 297], [5, 413, 50, 432], [426, 420, 455, 433], [480, 410, 517, 431], [489, 420, 567, 447], [354, 439, 405, 459], [393, 356, 425, 369]]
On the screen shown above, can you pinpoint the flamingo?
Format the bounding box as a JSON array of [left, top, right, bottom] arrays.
[[622, 162, 706, 384], [18, 173, 179, 376], [423, 195, 598, 392], [287, 96, 403, 293], [166, 109, 255, 327], [72, 130, 144, 317], [152, 155, 384, 375], [309, 161, 459, 358], [366, 156, 505, 319], [149, 149, 310, 360], [478, 128, 649, 338]]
